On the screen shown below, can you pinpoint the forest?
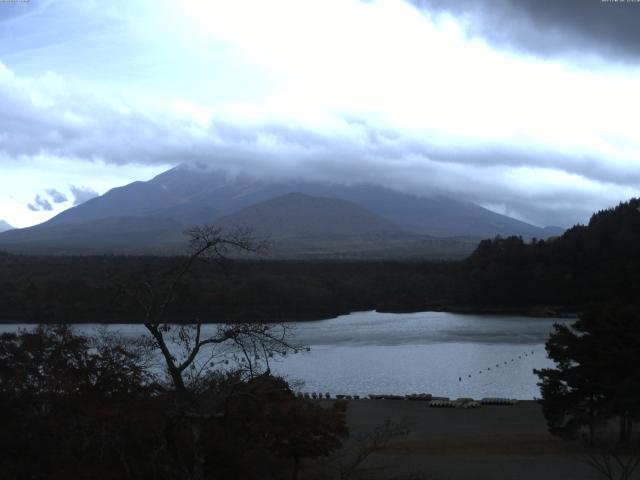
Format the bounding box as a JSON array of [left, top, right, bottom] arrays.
[[1, 198, 638, 324]]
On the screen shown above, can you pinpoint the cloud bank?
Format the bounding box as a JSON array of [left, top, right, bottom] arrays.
[[1, 0, 639, 228], [414, 0, 640, 62]]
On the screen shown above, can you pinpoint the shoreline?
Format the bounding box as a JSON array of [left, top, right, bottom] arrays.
[[376, 304, 577, 319], [0, 304, 578, 325]]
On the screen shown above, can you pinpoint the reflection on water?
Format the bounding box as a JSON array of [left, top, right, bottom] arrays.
[[0, 311, 571, 399]]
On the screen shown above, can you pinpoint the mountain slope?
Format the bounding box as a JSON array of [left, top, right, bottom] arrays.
[[216, 193, 403, 239], [0, 165, 565, 255], [0, 217, 184, 253], [0, 220, 13, 233], [35, 165, 560, 237]]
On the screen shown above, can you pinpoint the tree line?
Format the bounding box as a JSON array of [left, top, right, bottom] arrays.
[[2, 198, 639, 323]]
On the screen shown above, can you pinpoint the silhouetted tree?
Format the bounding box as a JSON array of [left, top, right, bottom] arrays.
[[0, 326, 161, 479], [212, 374, 348, 480], [536, 304, 640, 446], [0, 323, 349, 480], [131, 225, 298, 393]]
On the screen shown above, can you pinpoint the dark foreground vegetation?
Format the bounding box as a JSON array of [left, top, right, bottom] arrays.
[[0, 325, 350, 480], [1, 198, 639, 323], [537, 304, 640, 445], [535, 303, 640, 480], [1, 199, 640, 479], [3, 316, 640, 480]]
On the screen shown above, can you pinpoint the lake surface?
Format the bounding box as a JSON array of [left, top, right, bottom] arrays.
[[0, 311, 571, 399]]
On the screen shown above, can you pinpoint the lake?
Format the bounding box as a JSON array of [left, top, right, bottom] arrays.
[[0, 311, 570, 399]]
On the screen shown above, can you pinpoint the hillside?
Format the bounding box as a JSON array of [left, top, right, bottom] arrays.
[[0, 217, 184, 254], [455, 198, 640, 308], [0, 165, 563, 255], [215, 192, 402, 238], [31, 165, 562, 237]]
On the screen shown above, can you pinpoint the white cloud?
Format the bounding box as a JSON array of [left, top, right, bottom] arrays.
[[0, 154, 168, 227], [0, 0, 639, 228], [69, 185, 98, 206]]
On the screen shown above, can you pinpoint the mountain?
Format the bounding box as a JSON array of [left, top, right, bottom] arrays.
[[213, 193, 481, 259], [0, 165, 563, 256], [0, 217, 184, 254], [39, 165, 562, 237], [0, 220, 13, 233], [216, 193, 402, 239]]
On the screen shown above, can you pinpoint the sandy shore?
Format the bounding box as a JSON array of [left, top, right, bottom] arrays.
[[317, 399, 597, 480]]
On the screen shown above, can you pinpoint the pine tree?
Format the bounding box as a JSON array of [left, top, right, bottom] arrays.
[[535, 303, 640, 446]]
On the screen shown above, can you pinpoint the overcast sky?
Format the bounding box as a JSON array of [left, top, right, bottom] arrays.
[[1, 0, 639, 228]]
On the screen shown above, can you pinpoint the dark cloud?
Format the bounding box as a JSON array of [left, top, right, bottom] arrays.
[[27, 194, 53, 212], [0, 80, 634, 227], [0, 58, 637, 228], [69, 185, 98, 206], [412, 0, 640, 61], [45, 188, 67, 203]]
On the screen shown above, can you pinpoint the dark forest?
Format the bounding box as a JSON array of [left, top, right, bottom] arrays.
[[2, 199, 638, 324]]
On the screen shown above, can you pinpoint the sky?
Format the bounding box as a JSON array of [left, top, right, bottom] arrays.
[[1, 0, 639, 228]]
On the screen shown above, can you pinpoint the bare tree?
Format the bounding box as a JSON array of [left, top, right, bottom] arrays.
[[134, 225, 299, 393], [123, 225, 307, 480]]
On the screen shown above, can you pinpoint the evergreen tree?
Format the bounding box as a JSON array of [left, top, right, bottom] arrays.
[[535, 304, 640, 446]]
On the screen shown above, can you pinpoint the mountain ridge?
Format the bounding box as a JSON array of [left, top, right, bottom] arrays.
[[215, 192, 403, 239], [41, 165, 562, 235], [0, 165, 564, 256]]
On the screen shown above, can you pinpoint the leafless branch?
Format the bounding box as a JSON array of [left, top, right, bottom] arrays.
[[132, 224, 297, 392]]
